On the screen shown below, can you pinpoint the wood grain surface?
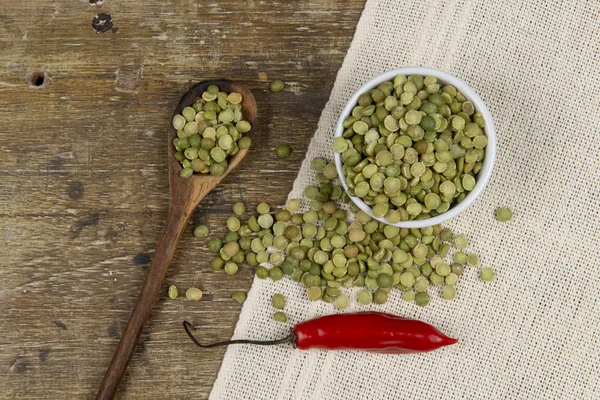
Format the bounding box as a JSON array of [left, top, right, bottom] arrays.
[[0, 0, 365, 398]]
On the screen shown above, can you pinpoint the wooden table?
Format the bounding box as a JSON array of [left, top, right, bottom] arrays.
[[0, 1, 365, 398]]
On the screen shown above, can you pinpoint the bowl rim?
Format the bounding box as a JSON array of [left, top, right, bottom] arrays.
[[334, 67, 497, 228]]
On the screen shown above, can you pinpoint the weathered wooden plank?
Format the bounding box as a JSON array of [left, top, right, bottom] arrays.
[[0, 0, 365, 398]]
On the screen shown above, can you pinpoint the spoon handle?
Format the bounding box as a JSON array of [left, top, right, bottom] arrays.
[[96, 201, 194, 400]]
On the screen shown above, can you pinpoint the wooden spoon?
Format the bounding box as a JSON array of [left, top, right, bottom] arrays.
[[96, 80, 257, 400]]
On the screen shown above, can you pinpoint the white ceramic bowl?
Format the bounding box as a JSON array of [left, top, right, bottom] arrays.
[[334, 67, 496, 228]]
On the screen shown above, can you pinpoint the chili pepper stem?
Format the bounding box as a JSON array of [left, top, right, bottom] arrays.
[[183, 320, 295, 348]]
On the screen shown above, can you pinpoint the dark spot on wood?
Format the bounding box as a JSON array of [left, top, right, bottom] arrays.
[[89, 0, 104, 4], [133, 253, 151, 266], [136, 340, 146, 354], [39, 348, 51, 362], [47, 157, 64, 174], [25, 70, 50, 89], [201, 294, 214, 301], [92, 13, 113, 33], [26, 70, 48, 89], [71, 213, 100, 238], [107, 325, 119, 339], [136, 329, 151, 354], [9, 356, 29, 373], [109, 295, 117, 304], [104, 227, 119, 243], [52, 320, 68, 330], [67, 181, 84, 200]]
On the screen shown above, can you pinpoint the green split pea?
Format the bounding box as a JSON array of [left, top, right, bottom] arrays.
[[276, 144, 292, 158], [496, 207, 512, 222], [198, 156, 493, 309]]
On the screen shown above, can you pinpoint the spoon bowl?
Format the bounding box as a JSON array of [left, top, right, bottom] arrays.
[[97, 80, 256, 400], [168, 80, 257, 191]]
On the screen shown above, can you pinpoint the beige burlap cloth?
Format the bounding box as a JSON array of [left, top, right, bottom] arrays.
[[210, 0, 600, 398]]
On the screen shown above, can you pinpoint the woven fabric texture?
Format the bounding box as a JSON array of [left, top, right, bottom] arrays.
[[210, 0, 600, 398]]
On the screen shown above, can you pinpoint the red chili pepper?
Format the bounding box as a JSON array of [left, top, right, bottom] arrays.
[[184, 312, 457, 354], [294, 312, 457, 353]]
